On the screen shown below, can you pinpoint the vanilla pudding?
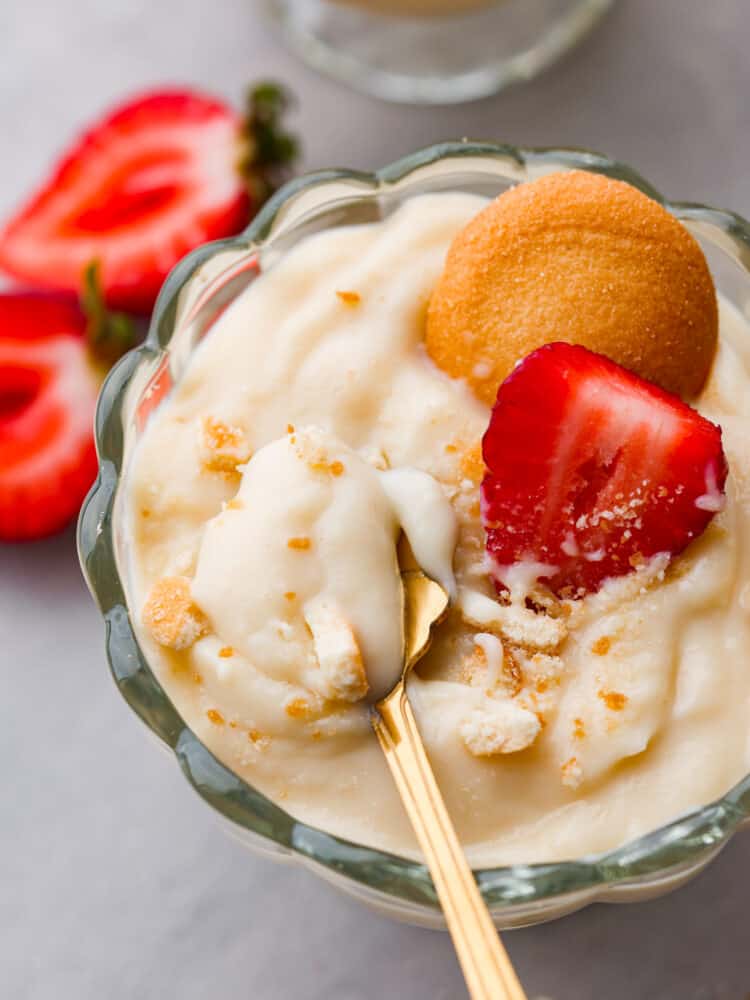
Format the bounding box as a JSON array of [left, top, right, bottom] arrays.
[[128, 191, 750, 866]]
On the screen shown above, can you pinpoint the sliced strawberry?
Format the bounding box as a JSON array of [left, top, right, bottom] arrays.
[[0, 292, 100, 541], [0, 84, 297, 314], [480, 342, 727, 598]]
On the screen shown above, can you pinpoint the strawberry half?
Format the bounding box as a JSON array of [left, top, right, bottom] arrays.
[[480, 342, 727, 598], [0, 293, 100, 541], [0, 84, 297, 314]]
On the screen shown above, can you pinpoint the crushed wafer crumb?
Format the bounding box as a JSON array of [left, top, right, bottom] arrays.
[[561, 757, 583, 789], [285, 697, 315, 720], [516, 652, 564, 687], [460, 441, 484, 484], [200, 416, 251, 476], [460, 698, 541, 756], [142, 576, 208, 650], [591, 635, 612, 656], [288, 536, 312, 550], [460, 589, 567, 652], [284, 591, 297, 601], [218, 646, 234, 658], [336, 290, 361, 305], [206, 708, 225, 726], [573, 717, 586, 740], [459, 648, 483, 686], [305, 599, 369, 703], [292, 428, 346, 477], [503, 648, 523, 697], [225, 497, 244, 511], [598, 690, 628, 711], [308, 458, 345, 476]]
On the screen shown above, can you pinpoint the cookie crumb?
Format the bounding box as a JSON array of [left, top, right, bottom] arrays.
[[598, 689, 628, 711], [287, 536, 312, 551], [305, 599, 369, 703], [200, 416, 251, 476], [285, 697, 315, 720], [460, 441, 485, 484], [142, 576, 207, 650], [460, 699, 540, 757], [591, 635, 612, 656], [561, 756, 583, 789]]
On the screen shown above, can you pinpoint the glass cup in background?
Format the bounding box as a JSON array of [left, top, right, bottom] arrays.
[[261, 0, 614, 104]]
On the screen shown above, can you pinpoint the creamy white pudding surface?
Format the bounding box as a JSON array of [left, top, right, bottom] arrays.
[[128, 193, 750, 866]]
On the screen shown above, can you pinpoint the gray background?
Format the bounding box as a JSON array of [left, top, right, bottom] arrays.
[[2, 1, 750, 997]]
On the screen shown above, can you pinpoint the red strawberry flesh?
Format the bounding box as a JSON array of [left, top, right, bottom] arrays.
[[0, 293, 99, 541], [480, 342, 727, 598], [0, 91, 249, 313]]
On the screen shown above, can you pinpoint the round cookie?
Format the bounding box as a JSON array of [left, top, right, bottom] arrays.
[[425, 170, 718, 403]]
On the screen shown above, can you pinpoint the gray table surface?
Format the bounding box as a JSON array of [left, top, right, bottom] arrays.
[[3, 1, 750, 997]]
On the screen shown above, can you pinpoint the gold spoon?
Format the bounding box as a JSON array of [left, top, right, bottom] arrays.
[[370, 544, 527, 1000]]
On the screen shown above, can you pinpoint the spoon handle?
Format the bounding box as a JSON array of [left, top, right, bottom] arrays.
[[373, 685, 527, 1000]]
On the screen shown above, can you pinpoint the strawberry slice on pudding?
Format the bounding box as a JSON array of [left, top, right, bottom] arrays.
[[480, 342, 728, 599]]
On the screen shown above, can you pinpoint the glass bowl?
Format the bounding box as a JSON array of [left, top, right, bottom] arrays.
[[78, 142, 750, 930], [261, 0, 614, 105]]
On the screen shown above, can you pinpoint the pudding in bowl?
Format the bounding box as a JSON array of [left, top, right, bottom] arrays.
[[79, 144, 750, 926], [125, 168, 750, 870]]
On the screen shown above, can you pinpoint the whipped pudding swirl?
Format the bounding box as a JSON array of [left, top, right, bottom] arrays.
[[129, 193, 750, 866]]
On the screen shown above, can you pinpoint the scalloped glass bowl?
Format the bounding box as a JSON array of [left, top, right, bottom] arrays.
[[79, 142, 750, 930]]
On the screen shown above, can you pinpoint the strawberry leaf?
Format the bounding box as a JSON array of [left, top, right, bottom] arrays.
[[238, 82, 299, 208], [82, 260, 139, 366]]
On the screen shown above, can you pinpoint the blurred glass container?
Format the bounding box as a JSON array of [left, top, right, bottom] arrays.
[[261, 0, 614, 104]]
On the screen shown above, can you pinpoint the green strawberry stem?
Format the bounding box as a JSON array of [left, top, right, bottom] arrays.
[[238, 82, 299, 207], [81, 260, 139, 366]]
